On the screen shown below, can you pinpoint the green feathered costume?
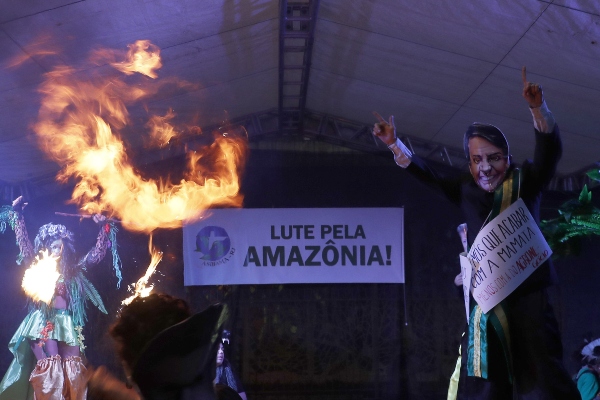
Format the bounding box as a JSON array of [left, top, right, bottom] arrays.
[[0, 205, 122, 399]]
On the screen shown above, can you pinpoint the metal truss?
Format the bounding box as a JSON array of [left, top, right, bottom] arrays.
[[239, 109, 597, 193], [1, 0, 595, 200], [297, 111, 599, 193], [0, 108, 595, 203], [278, 0, 320, 134]]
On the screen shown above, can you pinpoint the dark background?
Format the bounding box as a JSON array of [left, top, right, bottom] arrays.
[[1, 147, 598, 399]]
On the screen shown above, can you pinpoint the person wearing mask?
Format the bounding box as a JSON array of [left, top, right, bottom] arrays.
[[372, 67, 579, 399]]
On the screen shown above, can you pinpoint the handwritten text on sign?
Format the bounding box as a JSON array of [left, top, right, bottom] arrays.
[[465, 198, 551, 313]]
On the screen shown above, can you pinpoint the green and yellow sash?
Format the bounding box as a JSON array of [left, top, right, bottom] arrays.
[[467, 168, 521, 381]]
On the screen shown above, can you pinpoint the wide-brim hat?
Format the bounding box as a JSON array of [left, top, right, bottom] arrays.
[[215, 384, 243, 400], [132, 303, 229, 399]]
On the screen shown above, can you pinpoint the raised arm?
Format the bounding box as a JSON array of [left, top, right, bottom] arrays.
[[522, 66, 556, 134], [80, 214, 111, 267], [521, 66, 561, 189], [9, 196, 35, 264], [371, 112, 463, 205]]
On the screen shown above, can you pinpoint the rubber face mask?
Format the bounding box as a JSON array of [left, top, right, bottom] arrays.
[[468, 137, 510, 192]]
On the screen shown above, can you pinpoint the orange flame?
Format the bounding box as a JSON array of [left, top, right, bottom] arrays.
[[32, 40, 246, 233], [5, 35, 60, 68], [22, 250, 60, 304], [122, 237, 161, 306], [111, 40, 162, 78], [146, 108, 179, 147]]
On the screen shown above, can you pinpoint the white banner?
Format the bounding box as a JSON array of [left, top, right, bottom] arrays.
[[183, 208, 404, 285], [466, 198, 552, 313]]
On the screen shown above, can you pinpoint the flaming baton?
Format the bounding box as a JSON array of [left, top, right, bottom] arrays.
[[121, 236, 162, 306], [22, 250, 60, 304]]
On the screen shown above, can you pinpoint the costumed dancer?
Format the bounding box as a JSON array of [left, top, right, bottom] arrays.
[[0, 196, 122, 400], [372, 67, 579, 398]]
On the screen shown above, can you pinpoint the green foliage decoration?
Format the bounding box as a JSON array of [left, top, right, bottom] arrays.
[[540, 170, 600, 258]]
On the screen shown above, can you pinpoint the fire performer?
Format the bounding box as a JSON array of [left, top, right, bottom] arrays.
[[0, 196, 122, 400], [372, 67, 579, 399]]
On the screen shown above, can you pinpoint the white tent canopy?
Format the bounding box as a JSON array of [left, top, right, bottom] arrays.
[[1, 0, 599, 196]]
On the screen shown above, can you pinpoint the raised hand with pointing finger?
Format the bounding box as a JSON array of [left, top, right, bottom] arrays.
[[372, 111, 413, 168], [372, 112, 397, 146]]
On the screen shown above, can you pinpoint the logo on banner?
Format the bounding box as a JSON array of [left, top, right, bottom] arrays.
[[194, 226, 235, 266]]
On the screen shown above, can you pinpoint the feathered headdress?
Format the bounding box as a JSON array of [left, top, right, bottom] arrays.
[[34, 223, 74, 252]]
